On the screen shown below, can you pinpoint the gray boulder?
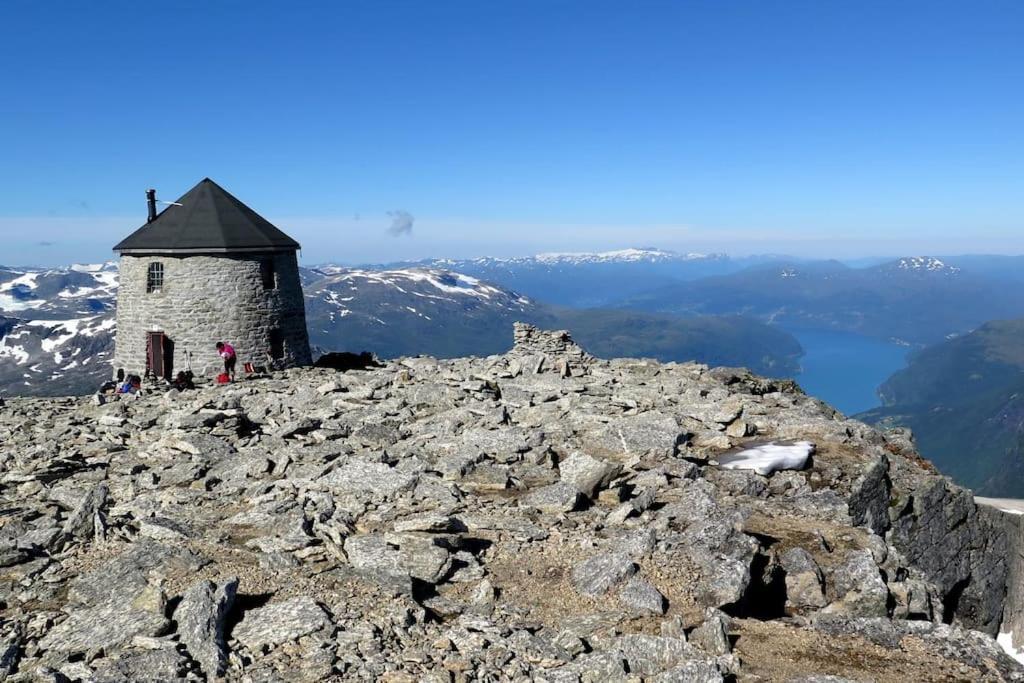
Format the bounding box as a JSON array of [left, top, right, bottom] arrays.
[[559, 452, 622, 498], [618, 575, 666, 615], [174, 577, 238, 677], [827, 550, 889, 617], [232, 596, 332, 652], [59, 482, 108, 545], [521, 482, 582, 513], [689, 609, 732, 656], [38, 584, 170, 655], [780, 547, 827, 610], [572, 552, 637, 596]]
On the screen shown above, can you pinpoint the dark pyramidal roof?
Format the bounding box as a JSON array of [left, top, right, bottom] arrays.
[[113, 178, 301, 254]]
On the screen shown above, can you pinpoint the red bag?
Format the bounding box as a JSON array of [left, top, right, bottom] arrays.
[[216, 372, 231, 384]]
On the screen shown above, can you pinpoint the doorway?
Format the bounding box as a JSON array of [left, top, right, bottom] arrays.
[[147, 331, 174, 380]]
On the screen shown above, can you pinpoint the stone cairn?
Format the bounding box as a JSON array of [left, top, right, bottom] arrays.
[[508, 322, 591, 377]]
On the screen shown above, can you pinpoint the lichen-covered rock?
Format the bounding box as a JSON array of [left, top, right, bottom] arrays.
[[559, 452, 622, 498], [615, 634, 711, 676], [571, 552, 637, 596], [38, 588, 170, 655], [175, 577, 238, 677], [827, 550, 889, 617], [0, 626, 22, 680], [59, 482, 108, 545], [521, 481, 582, 513], [232, 596, 332, 652], [780, 547, 827, 610], [88, 647, 197, 682], [690, 609, 732, 656], [618, 575, 666, 615], [319, 460, 419, 497]]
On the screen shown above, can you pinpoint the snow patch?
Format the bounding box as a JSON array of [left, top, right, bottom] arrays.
[[0, 341, 29, 364], [895, 256, 961, 274], [1, 272, 40, 291], [0, 293, 44, 311], [324, 268, 522, 303], [533, 248, 700, 264], [998, 631, 1024, 664], [716, 441, 815, 475], [26, 319, 83, 352]]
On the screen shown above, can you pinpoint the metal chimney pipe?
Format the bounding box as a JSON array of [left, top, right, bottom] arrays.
[[146, 189, 157, 223]]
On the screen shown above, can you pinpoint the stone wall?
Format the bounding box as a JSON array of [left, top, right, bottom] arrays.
[[112, 252, 311, 376]]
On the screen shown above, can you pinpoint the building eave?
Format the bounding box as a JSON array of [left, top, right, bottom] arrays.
[[114, 246, 300, 256]]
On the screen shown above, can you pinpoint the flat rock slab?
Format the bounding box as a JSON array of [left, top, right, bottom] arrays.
[[344, 532, 452, 587], [90, 647, 196, 681], [232, 596, 332, 652], [580, 413, 684, 461], [38, 599, 170, 655], [319, 460, 419, 497], [572, 552, 637, 596], [615, 633, 703, 676], [521, 481, 582, 513]]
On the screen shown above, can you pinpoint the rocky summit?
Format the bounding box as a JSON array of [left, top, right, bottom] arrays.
[[0, 323, 1021, 682]]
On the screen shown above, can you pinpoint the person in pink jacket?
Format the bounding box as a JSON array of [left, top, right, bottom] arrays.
[[215, 341, 237, 381]]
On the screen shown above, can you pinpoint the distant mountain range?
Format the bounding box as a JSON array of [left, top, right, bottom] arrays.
[[0, 260, 803, 396], [377, 249, 782, 307], [350, 250, 1024, 347], [944, 255, 1024, 284], [619, 256, 1024, 345], [0, 262, 117, 316], [0, 264, 119, 395], [860, 318, 1024, 496]]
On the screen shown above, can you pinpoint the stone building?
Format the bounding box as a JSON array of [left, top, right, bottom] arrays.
[[112, 178, 312, 378]]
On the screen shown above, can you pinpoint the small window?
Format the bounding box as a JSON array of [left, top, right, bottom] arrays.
[[260, 259, 276, 290], [269, 329, 284, 360], [146, 262, 164, 293]]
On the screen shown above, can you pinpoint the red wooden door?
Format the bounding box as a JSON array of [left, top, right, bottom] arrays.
[[146, 331, 173, 379]]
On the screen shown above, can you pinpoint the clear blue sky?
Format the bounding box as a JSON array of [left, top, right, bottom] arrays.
[[1, 0, 1022, 266]]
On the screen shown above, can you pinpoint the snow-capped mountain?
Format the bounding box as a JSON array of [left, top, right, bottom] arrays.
[[532, 248, 717, 264], [1, 262, 804, 396], [336, 248, 771, 308], [300, 264, 802, 375], [0, 263, 118, 316], [432, 247, 723, 267], [308, 268, 533, 318], [884, 256, 962, 276], [0, 264, 121, 396], [623, 256, 1024, 345], [303, 268, 540, 359], [0, 315, 115, 396]]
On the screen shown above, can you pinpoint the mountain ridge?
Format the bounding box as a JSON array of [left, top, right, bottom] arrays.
[[859, 318, 1024, 496], [620, 254, 1024, 345], [0, 262, 803, 396]]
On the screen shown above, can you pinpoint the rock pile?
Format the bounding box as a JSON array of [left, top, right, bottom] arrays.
[[0, 325, 1020, 681]]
